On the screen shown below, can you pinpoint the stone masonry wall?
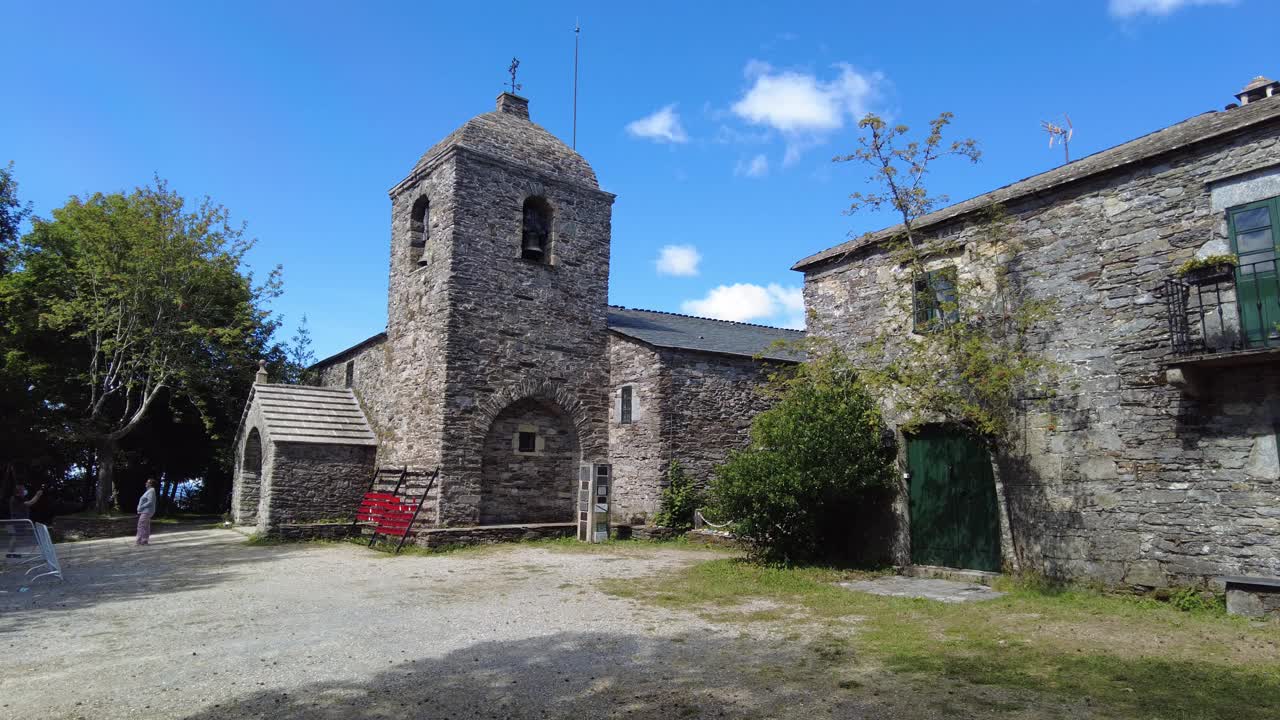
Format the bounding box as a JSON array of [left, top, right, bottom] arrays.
[[480, 398, 579, 524], [803, 117, 1280, 585], [607, 334, 666, 523], [660, 347, 778, 493], [264, 442, 375, 527], [435, 148, 614, 526], [314, 335, 391, 440], [607, 334, 783, 524]]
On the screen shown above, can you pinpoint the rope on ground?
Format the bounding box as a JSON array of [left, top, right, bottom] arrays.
[[693, 509, 733, 530]]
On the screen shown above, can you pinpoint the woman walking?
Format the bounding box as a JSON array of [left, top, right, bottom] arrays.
[[136, 478, 157, 546]]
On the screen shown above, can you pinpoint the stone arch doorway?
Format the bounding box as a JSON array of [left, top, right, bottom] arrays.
[[479, 397, 581, 524], [238, 427, 264, 523]]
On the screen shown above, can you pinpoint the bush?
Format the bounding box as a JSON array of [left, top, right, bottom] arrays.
[[653, 461, 700, 531], [709, 347, 895, 564]]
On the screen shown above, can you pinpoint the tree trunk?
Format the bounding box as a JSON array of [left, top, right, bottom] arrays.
[[94, 438, 116, 514]]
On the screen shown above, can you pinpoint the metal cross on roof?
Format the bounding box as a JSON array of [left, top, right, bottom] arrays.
[[507, 57, 522, 95]]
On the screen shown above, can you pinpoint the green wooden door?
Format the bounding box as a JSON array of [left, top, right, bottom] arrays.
[[1229, 199, 1280, 348], [907, 427, 1001, 572]]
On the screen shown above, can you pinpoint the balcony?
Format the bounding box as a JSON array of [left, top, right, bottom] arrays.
[[1163, 259, 1280, 391]]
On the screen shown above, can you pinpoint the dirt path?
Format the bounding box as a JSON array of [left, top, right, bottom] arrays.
[[1, 529, 1083, 719]]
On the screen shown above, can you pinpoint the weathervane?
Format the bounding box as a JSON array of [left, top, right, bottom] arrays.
[[507, 57, 522, 95], [1041, 114, 1073, 164]]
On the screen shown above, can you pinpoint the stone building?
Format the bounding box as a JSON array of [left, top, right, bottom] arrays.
[[231, 92, 798, 537], [795, 78, 1280, 586]]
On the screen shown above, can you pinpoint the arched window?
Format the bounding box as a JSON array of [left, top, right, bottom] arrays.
[[408, 196, 429, 268], [242, 428, 263, 475], [521, 196, 552, 262]]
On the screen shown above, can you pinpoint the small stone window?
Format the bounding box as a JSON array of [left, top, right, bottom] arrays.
[[343, 360, 354, 388], [521, 196, 552, 263], [517, 431, 537, 453], [620, 386, 634, 424], [912, 266, 959, 333], [408, 196, 429, 268]]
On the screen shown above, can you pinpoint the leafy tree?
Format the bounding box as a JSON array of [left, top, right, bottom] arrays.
[[709, 347, 895, 564], [9, 178, 282, 512], [653, 460, 700, 531], [833, 114, 1058, 441], [0, 161, 33, 276]]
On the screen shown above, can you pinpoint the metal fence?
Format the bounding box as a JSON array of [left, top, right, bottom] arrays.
[[1164, 259, 1280, 356]]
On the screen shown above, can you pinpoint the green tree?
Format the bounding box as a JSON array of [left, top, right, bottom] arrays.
[[9, 178, 282, 512], [0, 161, 33, 276], [281, 314, 316, 384], [710, 347, 895, 564], [834, 114, 1057, 441]]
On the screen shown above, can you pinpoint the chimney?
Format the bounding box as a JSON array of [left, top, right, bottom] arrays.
[[496, 92, 530, 120], [1235, 75, 1280, 106]]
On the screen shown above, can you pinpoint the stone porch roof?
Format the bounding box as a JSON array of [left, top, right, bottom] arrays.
[[793, 95, 1280, 271], [251, 383, 377, 446], [607, 306, 803, 362]]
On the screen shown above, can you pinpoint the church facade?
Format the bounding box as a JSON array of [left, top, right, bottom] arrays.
[[230, 93, 799, 538]]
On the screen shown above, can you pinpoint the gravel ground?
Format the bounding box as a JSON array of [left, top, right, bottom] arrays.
[[1, 527, 1077, 719]]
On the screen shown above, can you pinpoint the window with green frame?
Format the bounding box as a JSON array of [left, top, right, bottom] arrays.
[[912, 266, 959, 333], [1227, 197, 1280, 347]]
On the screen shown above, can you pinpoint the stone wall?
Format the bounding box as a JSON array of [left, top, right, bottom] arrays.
[[433, 146, 614, 526], [802, 117, 1280, 585], [660, 347, 777, 491], [480, 398, 579, 524], [607, 334, 782, 523], [607, 335, 666, 523], [263, 443, 375, 527]]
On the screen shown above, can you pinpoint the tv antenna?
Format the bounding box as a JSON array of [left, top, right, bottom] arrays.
[[1041, 114, 1073, 163], [507, 57, 522, 95]]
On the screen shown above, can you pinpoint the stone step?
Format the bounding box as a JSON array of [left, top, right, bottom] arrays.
[[901, 564, 1001, 587]]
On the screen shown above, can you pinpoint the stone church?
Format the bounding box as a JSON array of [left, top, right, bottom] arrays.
[[230, 92, 799, 540]]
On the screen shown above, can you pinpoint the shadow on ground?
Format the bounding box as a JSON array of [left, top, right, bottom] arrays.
[[178, 630, 1090, 720], [0, 527, 300, 627]]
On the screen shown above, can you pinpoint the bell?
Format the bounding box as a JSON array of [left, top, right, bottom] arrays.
[[521, 233, 545, 259]]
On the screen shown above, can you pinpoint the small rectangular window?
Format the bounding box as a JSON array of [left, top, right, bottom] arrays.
[[343, 361, 354, 388], [620, 386, 634, 424], [517, 431, 537, 453], [912, 267, 959, 333]]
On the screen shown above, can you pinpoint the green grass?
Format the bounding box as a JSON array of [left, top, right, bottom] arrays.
[[601, 559, 1280, 720]]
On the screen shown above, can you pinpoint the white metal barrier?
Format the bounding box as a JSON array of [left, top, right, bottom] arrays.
[[2, 520, 63, 582]]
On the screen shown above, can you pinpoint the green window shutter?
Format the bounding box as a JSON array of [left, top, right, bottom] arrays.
[[1228, 198, 1280, 347]]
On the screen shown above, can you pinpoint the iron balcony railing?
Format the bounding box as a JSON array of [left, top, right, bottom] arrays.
[[1165, 259, 1280, 356]]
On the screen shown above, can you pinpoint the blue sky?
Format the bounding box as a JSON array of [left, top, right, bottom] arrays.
[[4, 0, 1273, 358]]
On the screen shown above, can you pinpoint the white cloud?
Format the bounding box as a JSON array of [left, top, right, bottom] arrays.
[[681, 283, 806, 329], [655, 244, 702, 277], [625, 104, 688, 143], [729, 61, 881, 164], [735, 154, 769, 178], [731, 61, 878, 133], [1109, 0, 1234, 17]]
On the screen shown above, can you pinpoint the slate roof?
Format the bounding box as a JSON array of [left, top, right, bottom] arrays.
[[607, 306, 804, 362], [793, 95, 1280, 271], [252, 383, 377, 446], [404, 95, 600, 191]]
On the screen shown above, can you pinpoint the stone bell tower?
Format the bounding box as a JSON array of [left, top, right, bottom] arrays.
[[382, 91, 616, 526]]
